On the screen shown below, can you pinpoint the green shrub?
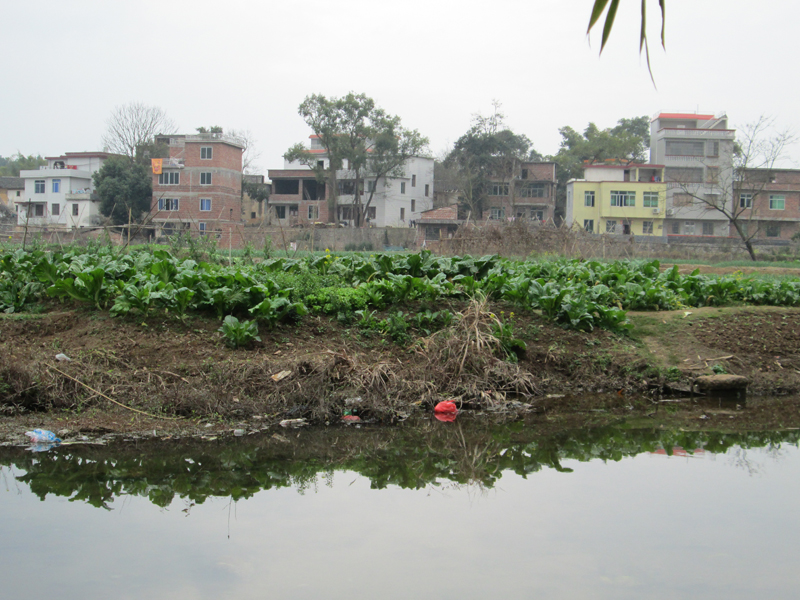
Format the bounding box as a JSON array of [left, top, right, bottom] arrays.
[[219, 315, 261, 348]]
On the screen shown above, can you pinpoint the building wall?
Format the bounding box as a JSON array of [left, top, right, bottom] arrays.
[[152, 138, 243, 237], [736, 169, 800, 240], [567, 179, 666, 236], [485, 162, 557, 222]]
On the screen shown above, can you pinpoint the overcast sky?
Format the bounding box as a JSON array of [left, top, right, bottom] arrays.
[[3, 0, 798, 172]]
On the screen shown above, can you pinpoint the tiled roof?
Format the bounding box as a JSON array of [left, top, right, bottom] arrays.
[[420, 204, 458, 220], [0, 177, 24, 189]]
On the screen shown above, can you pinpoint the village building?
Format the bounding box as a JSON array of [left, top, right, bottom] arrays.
[[484, 161, 557, 223], [649, 112, 735, 237], [150, 132, 244, 239], [565, 163, 667, 236], [267, 136, 434, 228], [0, 177, 24, 209], [15, 152, 116, 229], [734, 168, 800, 241]]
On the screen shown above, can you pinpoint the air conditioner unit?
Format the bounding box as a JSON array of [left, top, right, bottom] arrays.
[[652, 208, 660, 214], [666, 209, 674, 216]]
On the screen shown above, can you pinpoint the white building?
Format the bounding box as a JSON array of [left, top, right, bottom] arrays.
[[649, 112, 736, 237], [268, 136, 434, 228], [17, 152, 116, 229]]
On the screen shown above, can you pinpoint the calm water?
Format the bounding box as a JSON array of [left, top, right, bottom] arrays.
[[2, 420, 799, 599]]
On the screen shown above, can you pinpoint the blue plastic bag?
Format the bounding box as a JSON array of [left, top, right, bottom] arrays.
[[25, 429, 62, 444]]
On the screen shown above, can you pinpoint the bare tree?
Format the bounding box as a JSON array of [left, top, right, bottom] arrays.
[[674, 117, 795, 261], [102, 102, 177, 159], [228, 129, 262, 174]]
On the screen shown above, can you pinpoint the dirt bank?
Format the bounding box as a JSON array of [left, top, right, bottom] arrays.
[[2, 301, 800, 445]]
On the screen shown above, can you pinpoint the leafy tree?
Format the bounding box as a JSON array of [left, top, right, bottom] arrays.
[[444, 105, 535, 218], [285, 93, 427, 226], [551, 116, 650, 218], [0, 153, 47, 176], [102, 102, 177, 159], [93, 157, 153, 225]]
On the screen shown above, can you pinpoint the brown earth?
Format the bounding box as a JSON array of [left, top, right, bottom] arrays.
[[2, 297, 800, 446]]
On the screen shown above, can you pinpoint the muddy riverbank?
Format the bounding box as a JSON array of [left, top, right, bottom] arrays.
[[2, 303, 800, 445]]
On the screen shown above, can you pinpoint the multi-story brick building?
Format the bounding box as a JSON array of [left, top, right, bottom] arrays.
[[267, 135, 434, 228], [151, 133, 243, 239], [734, 168, 800, 240], [649, 112, 736, 237], [484, 161, 557, 223], [565, 163, 667, 236]]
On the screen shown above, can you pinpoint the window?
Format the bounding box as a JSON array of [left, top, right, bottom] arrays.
[[605, 220, 616, 233], [35, 180, 45, 193], [643, 192, 659, 208], [400, 182, 406, 194], [308, 205, 318, 220], [490, 207, 506, 220], [317, 160, 324, 168], [520, 183, 546, 198], [766, 223, 781, 238], [72, 204, 79, 216], [521, 168, 528, 180], [425, 184, 429, 197], [199, 222, 207, 235], [51, 203, 60, 216], [707, 141, 719, 157], [52, 179, 61, 193], [411, 174, 416, 187], [251, 212, 256, 219], [642, 221, 654, 234], [411, 199, 416, 212], [770, 195, 785, 210], [702, 222, 714, 236], [158, 172, 180, 185], [610, 191, 635, 207], [400, 207, 405, 221], [530, 209, 544, 221], [671, 222, 680, 234], [367, 180, 375, 193], [583, 220, 594, 232], [275, 205, 286, 219], [289, 205, 298, 217], [201, 147, 213, 160], [706, 167, 719, 184], [684, 221, 695, 235], [158, 198, 179, 211], [275, 180, 299, 195], [200, 172, 212, 185], [665, 167, 703, 183], [491, 182, 509, 196], [366, 206, 376, 219], [674, 193, 693, 207], [200, 198, 211, 211], [584, 191, 595, 207], [739, 193, 753, 208], [665, 140, 705, 156]]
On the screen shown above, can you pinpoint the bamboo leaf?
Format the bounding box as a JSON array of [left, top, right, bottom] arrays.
[[600, 0, 620, 53], [587, 0, 611, 33]]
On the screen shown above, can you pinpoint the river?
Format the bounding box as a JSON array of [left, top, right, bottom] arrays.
[[2, 418, 799, 599]]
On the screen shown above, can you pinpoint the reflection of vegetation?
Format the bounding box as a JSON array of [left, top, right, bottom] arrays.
[[1, 420, 798, 510]]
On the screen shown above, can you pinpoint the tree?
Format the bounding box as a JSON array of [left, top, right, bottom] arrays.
[[285, 93, 427, 226], [672, 117, 795, 261], [93, 157, 153, 226], [444, 105, 535, 219], [102, 102, 177, 160], [588, 0, 666, 81], [551, 116, 650, 218], [0, 153, 47, 176], [228, 129, 261, 174]]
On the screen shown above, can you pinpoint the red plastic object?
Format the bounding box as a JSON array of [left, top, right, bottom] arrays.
[[342, 415, 361, 422], [434, 400, 458, 414], [434, 411, 457, 423]]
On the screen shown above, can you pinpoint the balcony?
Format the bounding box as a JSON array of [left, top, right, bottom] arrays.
[[657, 129, 735, 139]]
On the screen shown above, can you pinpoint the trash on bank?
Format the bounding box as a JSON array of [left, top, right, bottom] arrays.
[[434, 400, 458, 422], [271, 370, 292, 382], [280, 418, 308, 428], [25, 429, 62, 444], [55, 353, 71, 362], [342, 415, 362, 423]]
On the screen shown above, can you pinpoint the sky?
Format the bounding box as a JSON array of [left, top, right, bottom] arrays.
[[3, 0, 799, 173]]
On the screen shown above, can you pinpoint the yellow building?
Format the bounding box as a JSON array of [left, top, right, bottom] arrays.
[[566, 164, 666, 236]]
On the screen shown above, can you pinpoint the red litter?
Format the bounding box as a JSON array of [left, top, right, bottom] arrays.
[[434, 400, 458, 414], [342, 415, 361, 423]]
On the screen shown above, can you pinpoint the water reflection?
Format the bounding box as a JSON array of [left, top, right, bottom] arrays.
[[1, 417, 798, 509]]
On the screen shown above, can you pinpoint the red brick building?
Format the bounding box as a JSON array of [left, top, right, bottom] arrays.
[[736, 168, 800, 240], [151, 133, 244, 240], [484, 161, 557, 223]]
